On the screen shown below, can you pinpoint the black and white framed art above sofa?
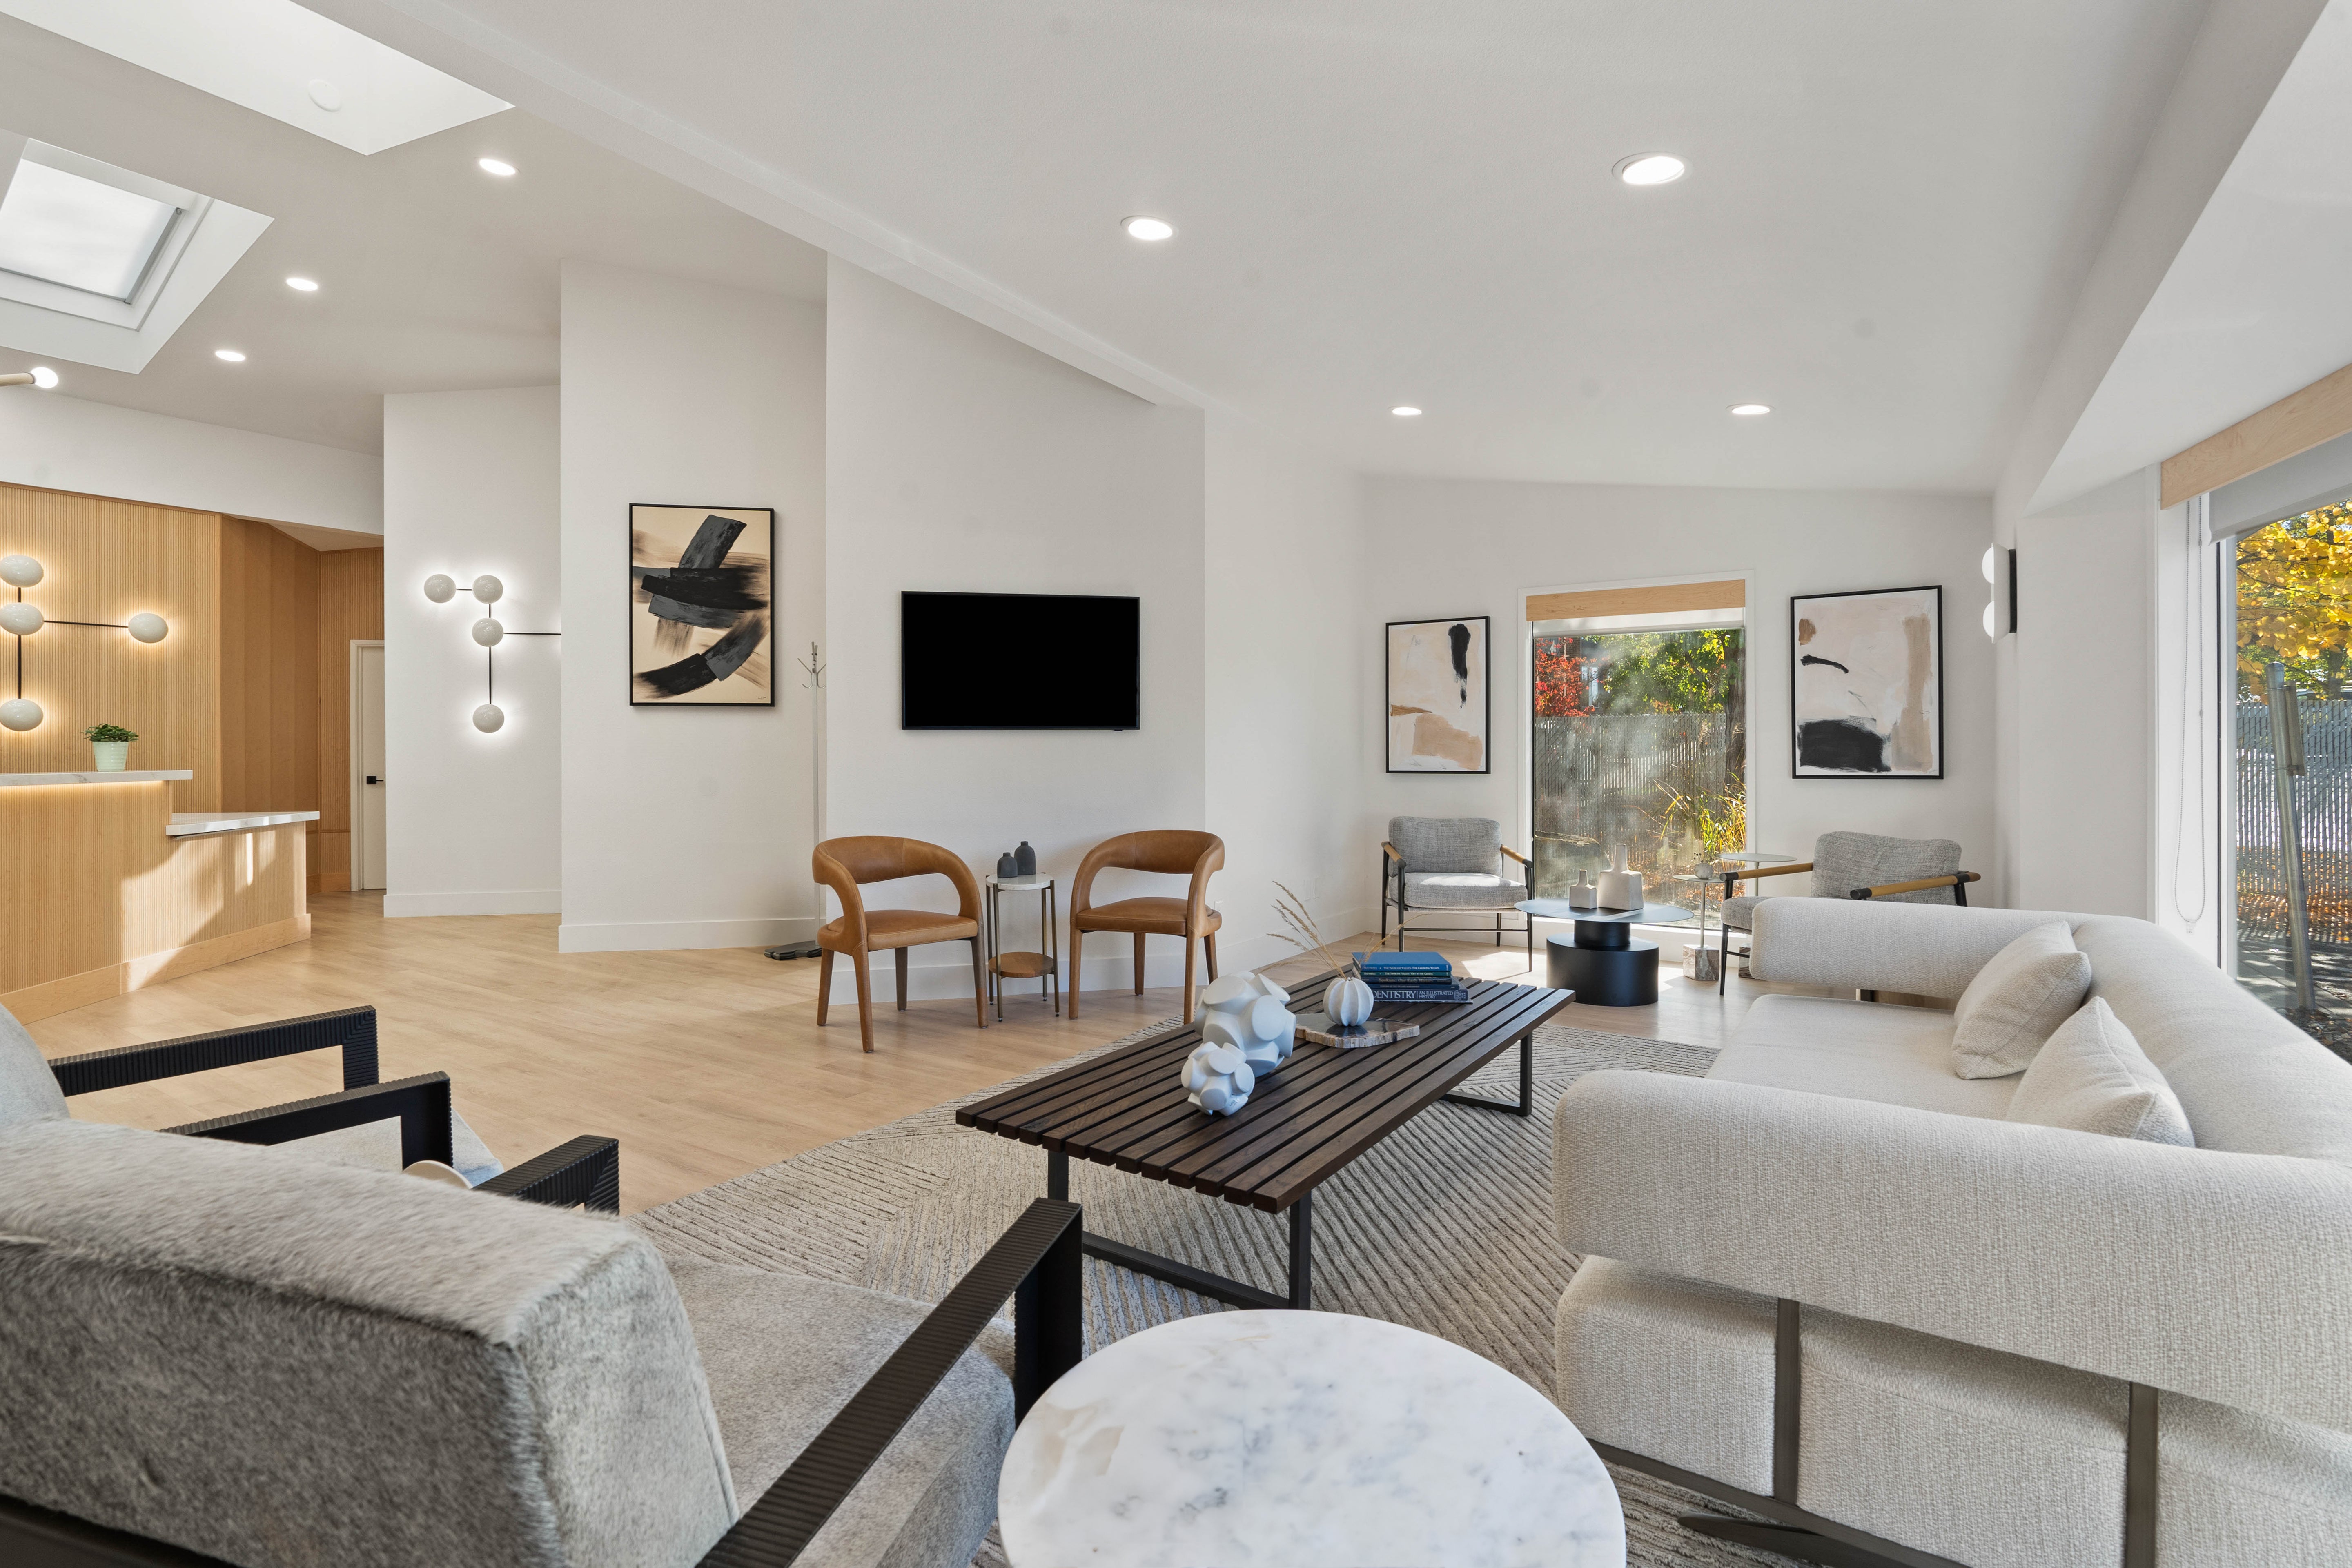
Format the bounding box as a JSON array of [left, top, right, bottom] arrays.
[[1790, 584, 1942, 778]]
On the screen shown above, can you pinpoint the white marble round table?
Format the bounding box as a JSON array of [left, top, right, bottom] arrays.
[[998, 1309, 1625, 1568]]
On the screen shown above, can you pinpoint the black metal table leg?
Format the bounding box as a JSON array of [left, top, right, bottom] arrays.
[[1049, 1147, 1318, 1311], [1047, 1149, 1069, 1201], [1287, 1195, 1312, 1309], [1442, 1033, 1533, 1116]]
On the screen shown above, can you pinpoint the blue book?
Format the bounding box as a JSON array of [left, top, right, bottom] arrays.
[[1358, 950, 1454, 975]]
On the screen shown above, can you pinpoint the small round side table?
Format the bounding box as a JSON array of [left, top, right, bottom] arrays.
[[984, 874, 1059, 1020], [1517, 899, 1692, 1007], [999, 1309, 1625, 1568]]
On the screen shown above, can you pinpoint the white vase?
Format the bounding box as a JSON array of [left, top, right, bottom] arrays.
[[1597, 844, 1642, 912], [1324, 975, 1374, 1027], [91, 740, 129, 772]]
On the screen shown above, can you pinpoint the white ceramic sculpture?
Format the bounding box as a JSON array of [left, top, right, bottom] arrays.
[[1183, 1042, 1256, 1116], [1197, 972, 1296, 1078], [1597, 844, 1643, 913], [1567, 869, 1597, 910], [1324, 974, 1374, 1027]]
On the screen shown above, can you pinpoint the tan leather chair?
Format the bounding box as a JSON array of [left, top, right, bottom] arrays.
[[812, 837, 986, 1052], [1068, 831, 1223, 1023]]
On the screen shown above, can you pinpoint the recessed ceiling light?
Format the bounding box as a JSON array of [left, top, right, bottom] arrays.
[[214, 348, 246, 362], [1728, 402, 1771, 416], [1392, 406, 1423, 418], [285, 275, 318, 292], [29, 366, 57, 388], [1615, 153, 1687, 187], [1123, 215, 1174, 241], [478, 157, 516, 178]]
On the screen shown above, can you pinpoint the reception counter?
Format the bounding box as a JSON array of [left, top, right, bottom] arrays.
[[0, 772, 317, 1023]]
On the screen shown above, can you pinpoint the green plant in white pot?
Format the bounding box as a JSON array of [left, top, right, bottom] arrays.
[[83, 722, 136, 772]]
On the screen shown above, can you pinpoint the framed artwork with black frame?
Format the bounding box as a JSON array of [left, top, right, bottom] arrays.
[[1386, 615, 1490, 773], [629, 504, 775, 707], [1789, 584, 1943, 778]]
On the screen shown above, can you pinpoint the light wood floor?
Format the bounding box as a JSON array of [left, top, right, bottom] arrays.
[[27, 895, 1794, 1212]]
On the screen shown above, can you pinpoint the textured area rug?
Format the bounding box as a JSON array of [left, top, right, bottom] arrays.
[[634, 1022, 1797, 1567]]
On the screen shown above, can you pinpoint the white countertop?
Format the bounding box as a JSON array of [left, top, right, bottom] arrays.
[[999, 1309, 1625, 1568], [166, 810, 321, 838], [0, 769, 194, 788]]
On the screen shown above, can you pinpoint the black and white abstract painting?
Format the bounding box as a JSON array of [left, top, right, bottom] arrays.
[[1387, 615, 1490, 773], [630, 505, 774, 706], [1790, 584, 1942, 778]]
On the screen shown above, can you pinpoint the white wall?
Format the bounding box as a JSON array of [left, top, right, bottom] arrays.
[[0, 389, 381, 532], [558, 261, 826, 953], [382, 386, 563, 915], [1204, 411, 1370, 971], [824, 256, 1205, 998], [1360, 477, 1996, 911]]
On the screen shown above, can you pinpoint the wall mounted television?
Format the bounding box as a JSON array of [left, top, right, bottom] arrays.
[[901, 591, 1140, 730]]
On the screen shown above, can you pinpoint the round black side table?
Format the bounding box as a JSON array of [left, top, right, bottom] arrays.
[[1517, 900, 1692, 1008]]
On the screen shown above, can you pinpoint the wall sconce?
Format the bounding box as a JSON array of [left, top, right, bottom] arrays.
[[0, 553, 170, 733], [421, 572, 558, 732]]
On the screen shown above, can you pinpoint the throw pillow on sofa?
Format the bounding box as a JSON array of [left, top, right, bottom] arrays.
[[1949, 922, 2091, 1079], [2004, 996, 2194, 1145]]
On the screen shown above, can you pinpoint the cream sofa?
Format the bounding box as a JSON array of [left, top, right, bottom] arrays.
[[1551, 898, 2352, 1568]]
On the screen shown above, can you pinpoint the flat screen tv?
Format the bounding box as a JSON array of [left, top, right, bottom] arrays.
[[901, 591, 1140, 730]]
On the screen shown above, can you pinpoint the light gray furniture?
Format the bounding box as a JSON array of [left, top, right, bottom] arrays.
[[0, 1010, 1081, 1568], [1380, 815, 1533, 961], [1714, 831, 1979, 994], [1552, 898, 2352, 1568]]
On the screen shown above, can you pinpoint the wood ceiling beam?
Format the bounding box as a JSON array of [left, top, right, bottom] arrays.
[[2161, 360, 2352, 509]]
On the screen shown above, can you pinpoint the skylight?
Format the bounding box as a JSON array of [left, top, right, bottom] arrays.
[[0, 158, 178, 300]]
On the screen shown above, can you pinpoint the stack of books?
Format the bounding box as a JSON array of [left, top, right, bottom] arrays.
[[1354, 950, 1470, 1004]]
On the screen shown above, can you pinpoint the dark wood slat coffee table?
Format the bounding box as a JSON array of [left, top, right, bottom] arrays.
[[957, 973, 1573, 1310]]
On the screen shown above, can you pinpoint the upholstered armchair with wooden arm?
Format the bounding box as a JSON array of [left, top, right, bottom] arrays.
[[1068, 831, 1224, 1023], [812, 836, 987, 1052], [1712, 831, 1980, 995]]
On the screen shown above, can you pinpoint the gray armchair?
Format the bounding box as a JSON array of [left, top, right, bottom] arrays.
[[1713, 831, 1981, 995], [1381, 816, 1534, 964]]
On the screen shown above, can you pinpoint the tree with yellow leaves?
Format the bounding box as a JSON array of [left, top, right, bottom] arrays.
[[2238, 502, 2352, 697]]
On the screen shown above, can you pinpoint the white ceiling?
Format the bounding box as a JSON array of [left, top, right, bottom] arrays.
[[2038, 2, 2352, 510], [316, 0, 2219, 492], [0, 15, 825, 453]]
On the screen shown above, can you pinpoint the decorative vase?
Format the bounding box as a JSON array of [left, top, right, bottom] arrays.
[[1198, 972, 1295, 1076], [996, 850, 1019, 880], [1597, 844, 1643, 913], [1324, 974, 1374, 1027], [91, 740, 129, 772], [1182, 1041, 1256, 1116], [1567, 869, 1598, 910], [1014, 840, 1037, 877]]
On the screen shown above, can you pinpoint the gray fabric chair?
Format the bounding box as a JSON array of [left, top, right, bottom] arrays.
[[0, 1007, 1082, 1568], [1380, 816, 1534, 962], [1714, 831, 1978, 995]]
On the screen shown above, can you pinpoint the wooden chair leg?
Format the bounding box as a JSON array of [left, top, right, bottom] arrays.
[[1134, 933, 1147, 995], [1068, 928, 1084, 1019], [816, 949, 834, 1025], [895, 947, 909, 1011], [1204, 933, 1219, 982], [854, 950, 875, 1053], [970, 938, 987, 1028], [1183, 936, 1198, 1024]]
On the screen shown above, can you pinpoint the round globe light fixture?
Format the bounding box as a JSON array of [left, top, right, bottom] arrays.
[[1729, 403, 1772, 417], [423, 574, 457, 604], [0, 602, 44, 637], [1392, 406, 1423, 418], [126, 612, 169, 644], [28, 367, 56, 389], [1123, 216, 1174, 241], [472, 617, 506, 648], [1615, 153, 1687, 187], [214, 349, 246, 363], [472, 574, 504, 604], [0, 553, 42, 588], [1981, 545, 1997, 584], [0, 697, 41, 732], [478, 157, 517, 178], [1983, 600, 1997, 639], [473, 702, 506, 733]]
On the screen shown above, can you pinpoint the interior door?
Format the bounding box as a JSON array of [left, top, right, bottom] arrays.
[[357, 643, 387, 891]]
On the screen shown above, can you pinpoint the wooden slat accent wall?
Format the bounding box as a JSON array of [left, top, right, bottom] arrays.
[[1526, 578, 1746, 623], [315, 548, 383, 893], [2162, 360, 2352, 509], [0, 484, 223, 807], [217, 519, 321, 830]]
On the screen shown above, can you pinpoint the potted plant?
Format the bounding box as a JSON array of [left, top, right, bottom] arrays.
[[83, 722, 137, 771]]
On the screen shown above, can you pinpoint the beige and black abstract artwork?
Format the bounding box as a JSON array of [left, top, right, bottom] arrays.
[[1387, 615, 1489, 773], [1791, 584, 1941, 777], [629, 505, 773, 706]]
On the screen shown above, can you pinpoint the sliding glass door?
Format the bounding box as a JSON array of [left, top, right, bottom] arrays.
[[1527, 621, 1746, 913]]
